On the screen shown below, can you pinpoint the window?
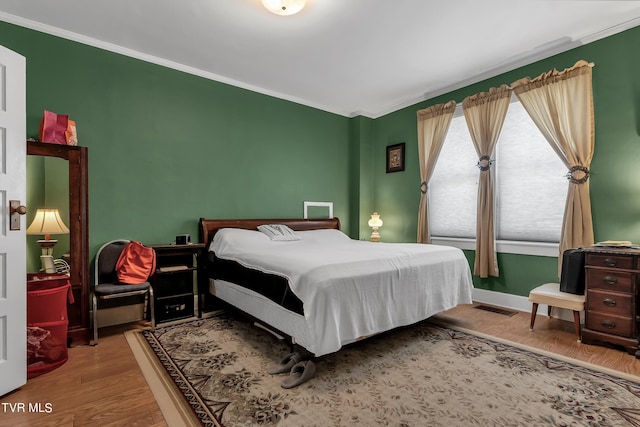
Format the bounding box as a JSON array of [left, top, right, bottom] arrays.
[[429, 98, 567, 256]]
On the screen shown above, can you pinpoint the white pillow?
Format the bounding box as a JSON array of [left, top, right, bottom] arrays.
[[295, 228, 350, 242], [211, 228, 270, 252], [257, 224, 301, 241]]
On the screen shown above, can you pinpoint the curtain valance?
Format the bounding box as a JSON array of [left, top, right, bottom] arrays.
[[511, 60, 594, 93], [417, 100, 457, 120]]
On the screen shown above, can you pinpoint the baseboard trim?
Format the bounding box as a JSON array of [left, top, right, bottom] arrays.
[[472, 287, 583, 324]]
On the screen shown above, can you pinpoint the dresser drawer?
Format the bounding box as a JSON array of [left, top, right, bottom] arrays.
[[585, 269, 635, 293], [586, 253, 634, 270], [586, 289, 633, 318], [586, 311, 634, 338]]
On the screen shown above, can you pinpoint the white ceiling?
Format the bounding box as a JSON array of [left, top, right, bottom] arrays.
[[1, 0, 640, 118]]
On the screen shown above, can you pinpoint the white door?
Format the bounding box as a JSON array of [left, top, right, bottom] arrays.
[[0, 44, 26, 396]]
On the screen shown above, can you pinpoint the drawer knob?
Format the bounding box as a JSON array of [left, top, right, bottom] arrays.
[[603, 258, 617, 267], [603, 276, 618, 285], [601, 320, 616, 329], [602, 298, 617, 307]]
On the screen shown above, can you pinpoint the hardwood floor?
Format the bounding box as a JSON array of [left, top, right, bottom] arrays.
[[3, 303, 640, 426], [1, 323, 166, 427], [434, 303, 640, 377]]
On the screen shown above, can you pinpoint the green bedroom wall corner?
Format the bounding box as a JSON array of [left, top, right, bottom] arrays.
[[348, 115, 376, 240], [369, 111, 421, 244]]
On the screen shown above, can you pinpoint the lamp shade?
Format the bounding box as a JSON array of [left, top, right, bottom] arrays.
[[262, 0, 306, 16], [368, 213, 383, 228], [27, 209, 69, 238]]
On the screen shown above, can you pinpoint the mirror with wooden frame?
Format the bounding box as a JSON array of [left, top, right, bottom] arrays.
[[27, 141, 90, 344]]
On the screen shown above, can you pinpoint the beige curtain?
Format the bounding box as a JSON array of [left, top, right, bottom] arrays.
[[462, 85, 512, 278], [416, 101, 457, 243], [512, 60, 595, 274]]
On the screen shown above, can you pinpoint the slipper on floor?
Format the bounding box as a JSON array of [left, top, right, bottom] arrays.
[[267, 352, 302, 375], [281, 360, 316, 389]]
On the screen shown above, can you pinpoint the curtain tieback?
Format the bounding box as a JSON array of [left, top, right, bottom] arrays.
[[566, 165, 590, 184], [420, 181, 428, 194], [476, 155, 494, 171]]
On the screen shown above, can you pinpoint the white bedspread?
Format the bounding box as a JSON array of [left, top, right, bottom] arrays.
[[211, 228, 473, 356]]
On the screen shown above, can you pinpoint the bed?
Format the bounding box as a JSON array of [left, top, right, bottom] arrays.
[[199, 217, 473, 357]]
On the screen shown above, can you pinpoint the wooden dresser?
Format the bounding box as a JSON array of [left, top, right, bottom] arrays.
[[581, 247, 640, 356]]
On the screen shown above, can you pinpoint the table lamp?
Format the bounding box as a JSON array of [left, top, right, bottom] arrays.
[[368, 212, 383, 242], [26, 208, 69, 273]]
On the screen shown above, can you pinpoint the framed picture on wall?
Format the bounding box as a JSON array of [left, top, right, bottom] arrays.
[[386, 142, 405, 173]]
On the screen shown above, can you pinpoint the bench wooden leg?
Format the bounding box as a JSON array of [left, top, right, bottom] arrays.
[[530, 303, 539, 330], [573, 310, 581, 342]]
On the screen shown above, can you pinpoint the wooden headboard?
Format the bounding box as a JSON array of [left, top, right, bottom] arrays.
[[198, 217, 341, 248]]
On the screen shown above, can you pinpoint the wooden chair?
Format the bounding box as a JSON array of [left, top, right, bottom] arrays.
[[528, 282, 585, 342]]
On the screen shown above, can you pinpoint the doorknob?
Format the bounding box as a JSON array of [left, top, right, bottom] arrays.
[[9, 200, 27, 231]]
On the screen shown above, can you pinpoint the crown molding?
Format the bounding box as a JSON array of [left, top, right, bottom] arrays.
[[364, 16, 640, 119], [0, 12, 352, 117], [2, 11, 639, 120]]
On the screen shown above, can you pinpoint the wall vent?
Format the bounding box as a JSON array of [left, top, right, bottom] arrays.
[[473, 304, 518, 317]]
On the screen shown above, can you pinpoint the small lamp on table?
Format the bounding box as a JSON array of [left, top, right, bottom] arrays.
[[368, 212, 383, 242], [26, 209, 70, 273]]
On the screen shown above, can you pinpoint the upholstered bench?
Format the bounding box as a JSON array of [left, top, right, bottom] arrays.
[[528, 282, 585, 342]]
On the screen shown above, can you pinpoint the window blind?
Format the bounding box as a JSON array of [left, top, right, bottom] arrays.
[[429, 99, 567, 244]]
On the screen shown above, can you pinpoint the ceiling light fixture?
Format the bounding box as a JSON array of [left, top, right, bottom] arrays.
[[262, 0, 306, 16]]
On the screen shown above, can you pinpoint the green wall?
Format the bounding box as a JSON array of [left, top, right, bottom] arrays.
[[349, 116, 376, 240], [5, 19, 640, 300], [371, 25, 640, 296], [0, 22, 353, 262]]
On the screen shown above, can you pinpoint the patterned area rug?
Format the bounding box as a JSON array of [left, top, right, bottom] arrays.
[[127, 313, 640, 426]]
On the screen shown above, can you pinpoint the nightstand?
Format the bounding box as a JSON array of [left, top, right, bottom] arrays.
[[150, 243, 205, 324]]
